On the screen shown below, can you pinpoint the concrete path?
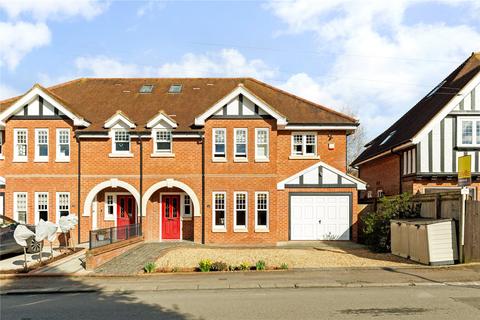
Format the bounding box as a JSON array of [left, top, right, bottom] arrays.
[[94, 242, 197, 275]]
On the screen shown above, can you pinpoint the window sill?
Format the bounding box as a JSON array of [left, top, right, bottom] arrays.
[[182, 216, 192, 221], [55, 159, 70, 163], [212, 228, 227, 233], [289, 155, 320, 160], [151, 153, 175, 158], [34, 158, 49, 163], [13, 158, 27, 163], [212, 158, 227, 163], [254, 158, 270, 163], [254, 228, 269, 233], [234, 228, 248, 233], [109, 153, 134, 158], [104, 217, 115, 221], [0, 155, 4, 160], [234, 157, 248, 163]]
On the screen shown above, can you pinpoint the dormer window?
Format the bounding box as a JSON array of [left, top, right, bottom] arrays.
[[114, 130, 130, 152], [154, 130, 172, 153]]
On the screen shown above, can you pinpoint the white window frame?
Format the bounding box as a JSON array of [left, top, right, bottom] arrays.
[[291, 132, 317, 157], [110, 129, 132, 157], [458, 117, 480, 147], [56, 192, 70, 224], [255, 128, 269, 161], [0, 130, 4, 159], [234, 192, 248, 231], [56, 128, 70, 162], [35, 128, 49, 162], [104, 193, 116, 221], [234, 128, 248, 160], [13, 128, 28, 162], [212, 128, 227, 160], [34, 192, 49, 224], [254, 191, 269, 232], [183, 194, 192, 218], [153, 129, 173, 155], [212, 192, 227, 231], [13, 192, 28, 224]]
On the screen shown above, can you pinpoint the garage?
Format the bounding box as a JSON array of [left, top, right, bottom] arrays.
[[290, 193, 351, 240]]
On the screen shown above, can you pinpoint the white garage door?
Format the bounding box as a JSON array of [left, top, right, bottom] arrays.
[[0, 193, 3, 215], [290, 194, 350, 240]]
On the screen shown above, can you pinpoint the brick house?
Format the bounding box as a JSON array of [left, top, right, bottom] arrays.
[[0, 78, 365, 244], [352, 52, 480, 199]]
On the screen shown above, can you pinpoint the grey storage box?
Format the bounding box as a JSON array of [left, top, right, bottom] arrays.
[[390, 219, 458, 265]]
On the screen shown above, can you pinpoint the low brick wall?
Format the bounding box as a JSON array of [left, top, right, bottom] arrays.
[[85, 236, 144, 270]]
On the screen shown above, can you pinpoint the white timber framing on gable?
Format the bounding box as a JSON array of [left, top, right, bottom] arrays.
[[194, 84, 288, 126], [277, 161, 366, 190], [104, 111, 136, 129], [0, 85, 90, 128], [146, 111, 178, 129]]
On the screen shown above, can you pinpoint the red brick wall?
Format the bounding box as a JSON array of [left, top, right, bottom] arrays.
[[2, 115, 356, 245], [358, 154, 401, 197]]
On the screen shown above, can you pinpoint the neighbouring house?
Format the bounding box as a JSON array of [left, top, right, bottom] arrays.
[[0, 78, 366, 244], [352, 52, 480, 200]]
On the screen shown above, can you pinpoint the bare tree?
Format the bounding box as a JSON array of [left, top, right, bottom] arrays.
[[340, 106, 367, 175]]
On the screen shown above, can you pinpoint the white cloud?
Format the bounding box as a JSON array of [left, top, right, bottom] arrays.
[[266, 0, 480, 138], [72, 49, 279, 80], [0, 0, 107, 70], [0, 0, 107, 21], [0, 22, 51, 70], [0, 83, 20, 100], [136, 0, 165, 17]]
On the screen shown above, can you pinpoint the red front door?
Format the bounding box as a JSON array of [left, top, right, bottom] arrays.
[[117, 195, 136, 227], [162, 195, 180, 239]]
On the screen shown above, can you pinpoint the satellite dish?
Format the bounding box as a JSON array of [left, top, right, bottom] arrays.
[[14, 225, 35, 247]]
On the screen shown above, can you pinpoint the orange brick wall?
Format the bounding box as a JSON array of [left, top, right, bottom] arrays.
[[358, 153, 401, 197], [2, 116, 359, 244]]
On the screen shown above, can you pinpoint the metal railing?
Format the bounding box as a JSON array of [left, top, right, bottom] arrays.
[[89, 223, 142, 250]]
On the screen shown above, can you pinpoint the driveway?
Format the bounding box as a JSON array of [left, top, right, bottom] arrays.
[[155, 242, 414, 270]]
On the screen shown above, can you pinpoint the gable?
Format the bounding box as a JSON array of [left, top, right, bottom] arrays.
[[277, 161, 366, 190], [0, 85, 89, 128], [104, 111, 136, 129], [194, 84, 288, 126]]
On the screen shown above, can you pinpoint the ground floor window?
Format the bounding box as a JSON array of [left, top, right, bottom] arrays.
[[255, 192, 269, 230], [35, 192, 49, 222], [105, 194, 116, 220], [184, 195, 191, 216], [14, 192, 27, 224], [234, 192, 247, 230], [213, 192, 226, 230], [57, 192, 70, 222]]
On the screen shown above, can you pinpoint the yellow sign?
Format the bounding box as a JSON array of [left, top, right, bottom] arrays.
[[458, 155, 472, 187]]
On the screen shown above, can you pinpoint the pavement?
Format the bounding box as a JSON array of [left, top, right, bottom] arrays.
[[0, 245, 65, 272], [2, 264, 480, 295]]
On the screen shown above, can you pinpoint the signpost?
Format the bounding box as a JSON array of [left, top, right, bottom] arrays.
[[458, 154, 471, 263]]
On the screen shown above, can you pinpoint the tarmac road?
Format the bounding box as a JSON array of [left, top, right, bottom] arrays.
[[1, 285, 480, 320]]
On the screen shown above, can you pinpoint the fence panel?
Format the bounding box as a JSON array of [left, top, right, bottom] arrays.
[[89, 224, 142, 250], [465, 200, 480, 263]]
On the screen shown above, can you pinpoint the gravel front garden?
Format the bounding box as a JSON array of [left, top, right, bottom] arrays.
[[155, 246, 414, 272]]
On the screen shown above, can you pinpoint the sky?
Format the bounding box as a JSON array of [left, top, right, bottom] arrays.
[[0, 0, 479, 140]]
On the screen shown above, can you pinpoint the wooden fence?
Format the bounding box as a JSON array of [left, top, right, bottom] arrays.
[[465, 200, 480, 263]]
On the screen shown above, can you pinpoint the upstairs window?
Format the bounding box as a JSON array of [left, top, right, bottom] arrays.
[[35, 129, 49, 162], [154, 130, 172, 153], [113, 130, 130, 153], [14, 129, 28, 162], [56, 129, 70, 161], [291, 132, 317, 156], [234, 128, 247, 159], [213, 128, 226, 159], [255, 128, 269, 161], [0, 131, 3, 157], [459, 118, 480, 146]]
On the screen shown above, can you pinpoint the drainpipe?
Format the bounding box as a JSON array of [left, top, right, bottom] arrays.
[[138, 136, 143, 235], [201, 135, 205, 244], [76, 134, 81, 244]]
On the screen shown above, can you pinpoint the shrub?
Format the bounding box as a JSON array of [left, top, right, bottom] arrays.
[[362, 193, 420, 252], [279, 263, 288, 270], [255, 260, 266, 271], [198, 259, 213, 272], [239, 262, 250, 270], [144, 262, 156, 273], [211, 261, 228, 271]]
